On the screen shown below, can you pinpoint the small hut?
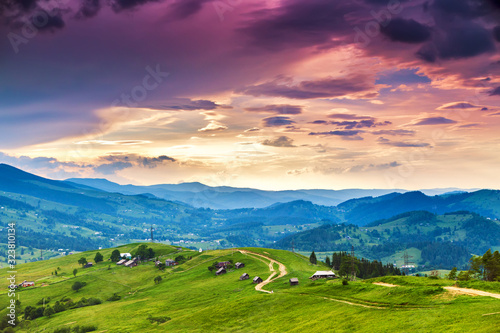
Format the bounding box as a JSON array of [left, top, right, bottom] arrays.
[[240, 273, 250, 280], [253, 276, 263, 284], [235, 262, 245, 269], [216, 267, 226, 276], [83, 262, 93, 268], [116, 259, 127, 265], [289, 278, 299, 286]]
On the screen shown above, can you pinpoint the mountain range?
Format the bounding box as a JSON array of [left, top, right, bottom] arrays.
[[0, 163, 498, 269]]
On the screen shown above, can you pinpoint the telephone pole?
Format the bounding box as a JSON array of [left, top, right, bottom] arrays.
[[401, 251, 414, 276]]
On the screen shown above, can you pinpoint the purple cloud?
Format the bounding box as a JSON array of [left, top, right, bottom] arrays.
[[413, 117, 457, 126], [245, 104, 303, 115], [261, 136, 296, 148], [262, 116, 295, 127]]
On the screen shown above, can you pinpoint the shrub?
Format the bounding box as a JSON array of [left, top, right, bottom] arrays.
[[147, 315, 171, 324], [53, 328, 71, 333], [342, 279, 349, 286], [36, 297, 50, 305], [72, 325, 97, 333], [72, 281, 87, 292], [107, 293, 121, 302]]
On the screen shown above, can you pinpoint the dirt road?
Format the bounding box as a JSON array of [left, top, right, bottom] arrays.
[[443, 286, 500, 299], [239, 250, 287, 293], [373, 282, 500, 299]]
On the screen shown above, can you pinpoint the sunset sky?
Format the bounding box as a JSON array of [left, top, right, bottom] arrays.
[[1, 0, 500, 190]]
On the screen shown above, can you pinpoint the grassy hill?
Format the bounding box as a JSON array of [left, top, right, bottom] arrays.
[[1, 243, 499, 332]]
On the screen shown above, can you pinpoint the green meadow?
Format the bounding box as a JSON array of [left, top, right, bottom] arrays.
[[1, 244, 499, 332]]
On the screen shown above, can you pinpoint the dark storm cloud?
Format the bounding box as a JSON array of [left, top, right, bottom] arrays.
[[110, 0, 160, 12], [494, 26, 500, 42], [262, 116, 295, 127], [239, 0, 357, 50], [140, 155, 176, 167], [76, 0, 101, 19], [238, 75, 375, 100], [245, 104, 303, 115], [309, 120, 329, 124], [31, 11, 65, 31], [261, 136, 296, 148], [413, 117, 457, 126], [380, 18, 431, 44]]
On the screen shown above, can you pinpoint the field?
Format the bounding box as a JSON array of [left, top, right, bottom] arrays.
[[1, 244, 499, 332]]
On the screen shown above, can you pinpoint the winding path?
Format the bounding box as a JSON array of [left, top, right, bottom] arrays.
[[373, 282, 500, 299], [238, 250, 287, 293]]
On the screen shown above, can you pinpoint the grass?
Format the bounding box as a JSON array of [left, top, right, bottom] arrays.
[[1, 244, 499, 332]]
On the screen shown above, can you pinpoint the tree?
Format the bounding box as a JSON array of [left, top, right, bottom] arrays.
[[154, 276, 162, 284], [309, 251, 317, 265], [338, 256, 351, 278], [73, 268, 78, 277], [94, 252, 104, 264], [325, 256, 331, 267], [54, 270, 58, 276], [53, 301, 65, 313], [110, 249, 121, 262], [78, 257, 88, 267], [447, 267, 458, 280], [72, 281, 86, 292], [157, 263, 166, 271], [43, 306, 55, 318]]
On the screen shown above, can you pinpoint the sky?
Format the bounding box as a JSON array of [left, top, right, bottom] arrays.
[[1, 0, 500, 190]]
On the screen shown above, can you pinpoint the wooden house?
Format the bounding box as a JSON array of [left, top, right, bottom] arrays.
[[84, 262, 93, 268], [235, 262, 245, 269], [124, 260, 138, 268], [21, 281, 35, 287], [116, 259, 127, 265], [216, 267, 226, 275], [165, 259, 178, 266], [240, 273, 250, 280], [253, 276, 263, 284], [216, 261, 231, 268], [289, 278, 299, 286]]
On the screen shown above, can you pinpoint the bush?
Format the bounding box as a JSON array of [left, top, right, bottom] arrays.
[[72, 325, 97, 333], [36, 297, 51, 305], [72, 281, 87, 292], [342, 279, 349, 286], [106, 293, 121, 302], [53, 328, 71, 333], [147, 315, 171, 324]]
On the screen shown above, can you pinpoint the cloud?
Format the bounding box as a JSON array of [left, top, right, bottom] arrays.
[[94, 161, 132, 175], [380, 18, 432, 44], [371, 129, 415, 136], [244, 104, 303, 115], [309, 120, 329, 125], [327, 113, 373, 120], [308, 130, 364, 140], [165, 0, 212, 20], [489, 87, 500, 96], [238, 75, 376, 100], [494, 26, 500, 42], [75, 140, 152, 146], [349, 161, 401, 172], [261, 136, 296, 148], [436, 101, 480, 110], [262, 116, 295, 127], [413, 116, 457, 126], [110, 0, 160, 12], [244, 127, 261, 132], [329, 120, 392, 129], [76, 0, 101, 19], [198, 121, 228, 132], [146, 98, 226, 111], [417, 21, 495, 62], [377, 137, 431, 148]]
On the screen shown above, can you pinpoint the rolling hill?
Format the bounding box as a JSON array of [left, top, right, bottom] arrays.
[[0, 243, 498, 332]]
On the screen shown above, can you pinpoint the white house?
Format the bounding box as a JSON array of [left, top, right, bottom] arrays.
[[120, 253, 132, 259], [310, 271, 337, 279]]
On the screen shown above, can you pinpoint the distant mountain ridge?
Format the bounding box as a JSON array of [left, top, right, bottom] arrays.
[[65, 176, 477, 209]]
